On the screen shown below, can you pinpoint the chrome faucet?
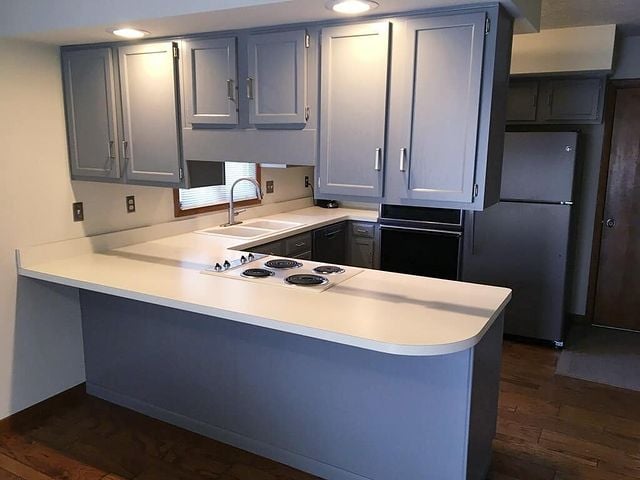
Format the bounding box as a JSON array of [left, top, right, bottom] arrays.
[[221, 177, 263, 227]]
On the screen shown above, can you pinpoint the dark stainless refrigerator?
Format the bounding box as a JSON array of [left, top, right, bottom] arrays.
[[462, 132, 578, 346]]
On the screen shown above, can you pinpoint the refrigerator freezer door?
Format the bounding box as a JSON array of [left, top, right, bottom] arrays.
[[462, 202, 571, 342], [501, 132, 578, 202]]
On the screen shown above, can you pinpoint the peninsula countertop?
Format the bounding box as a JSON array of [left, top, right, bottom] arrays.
[[17, 206, 511, 356]]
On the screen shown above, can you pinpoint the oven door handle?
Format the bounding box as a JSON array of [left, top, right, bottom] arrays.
[[380, 224, 462, 237]]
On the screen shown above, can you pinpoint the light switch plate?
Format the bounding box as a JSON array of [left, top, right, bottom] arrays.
[[72, 202, 84, 222], [266, 180, 274, 194]]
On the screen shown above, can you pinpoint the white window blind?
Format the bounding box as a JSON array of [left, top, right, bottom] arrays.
[[178, 162, 258, 210]]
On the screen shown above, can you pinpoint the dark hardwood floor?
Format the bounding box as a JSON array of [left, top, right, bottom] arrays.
[[1, 340, 639, 480]]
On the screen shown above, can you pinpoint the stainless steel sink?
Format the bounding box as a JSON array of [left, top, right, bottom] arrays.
[[243, 220, 301, 230], [198, 226, 271, 238]]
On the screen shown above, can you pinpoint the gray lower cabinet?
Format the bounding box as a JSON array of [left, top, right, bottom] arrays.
[[182, 37, 238, 126], [62, 48, 121, 180], [317, 22, 390, 198], [506, 77, 604, 124], [348, 222, 376, 269], [249, 240, 284, 256], [119, 42, 183, 185], [248, 222, 378, 269], [247, 30, 308, 126]]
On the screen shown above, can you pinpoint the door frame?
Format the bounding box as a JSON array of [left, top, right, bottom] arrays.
[[585, 79, 640, 323]]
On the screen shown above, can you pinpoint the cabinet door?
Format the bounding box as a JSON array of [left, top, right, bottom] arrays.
[[349, 237, 374, 268], [62, 48, 120, 179], [538, 78, 603, 122], [387, 12, 486, 204], [247, 30, 307, 125], [118, 42, 182, 185], [249, 240, 284, 256], [318, 22, 390, 198], [506, 80, 538, 122], [182, 37, 238, 126]]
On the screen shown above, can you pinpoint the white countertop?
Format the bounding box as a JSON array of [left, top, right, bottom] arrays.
[[18, 206, 511, 356]]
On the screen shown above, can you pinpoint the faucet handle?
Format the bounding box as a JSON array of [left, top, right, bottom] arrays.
[[234, 208, 247, 216]]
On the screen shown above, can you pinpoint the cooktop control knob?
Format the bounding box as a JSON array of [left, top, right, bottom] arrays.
[[223, 260, 231, 269], [214, 263, 222, 272], [248, 253, 255, 261], [240, 255, 247, 264]]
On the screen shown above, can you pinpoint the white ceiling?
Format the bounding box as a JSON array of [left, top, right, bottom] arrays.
[[0, 0, 539, 45], [541, 0, 640, 35]]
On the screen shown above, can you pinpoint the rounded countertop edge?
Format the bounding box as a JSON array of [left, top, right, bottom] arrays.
[[19, 267, 512, 357]]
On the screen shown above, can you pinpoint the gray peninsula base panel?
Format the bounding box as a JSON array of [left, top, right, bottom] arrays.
[[80, 291, 504, 480]]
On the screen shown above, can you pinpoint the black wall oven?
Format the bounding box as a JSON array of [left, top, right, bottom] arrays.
[[379, 205, 464, 281]]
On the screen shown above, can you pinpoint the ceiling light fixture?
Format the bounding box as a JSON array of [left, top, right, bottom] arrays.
[[110, 28, 150, 39], [326, 0, 379, 15]]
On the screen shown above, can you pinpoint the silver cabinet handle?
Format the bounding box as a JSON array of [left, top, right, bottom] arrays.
[[121, 140, 129, 159], [227, 79, 235, 102], [400, 147, 407, 172], [246, 77, 254, 99], [295, 241, 306, 248], [108, 140, 116, 159], [374, 147, 382, 171]]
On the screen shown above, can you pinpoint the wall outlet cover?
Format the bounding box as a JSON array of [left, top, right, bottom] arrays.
[[266, 180, 274, 194], [126, 195, 136, 213]]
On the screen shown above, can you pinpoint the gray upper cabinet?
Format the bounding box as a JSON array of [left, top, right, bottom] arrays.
[[538, 78, 603, 122], [62, 48, 121, 179], [506, 80, 538, 122], [247, 30, 307, 126], [386, 12, 487, 204], [317, 22, 390, 198], [182, 37, 238, 126], [507, 77, 604, 124], [118, 42, 183, 185]]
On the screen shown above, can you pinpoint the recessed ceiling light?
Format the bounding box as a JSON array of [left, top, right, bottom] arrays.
[[110, 28, 150, 39], [326, 0, 379, 15]]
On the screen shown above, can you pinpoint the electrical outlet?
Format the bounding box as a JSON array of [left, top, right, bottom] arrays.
[[126, 195, 136, 213], [72, 202, 84, 222], [304, 176, 310, 188], [266, 180, 274, 194]]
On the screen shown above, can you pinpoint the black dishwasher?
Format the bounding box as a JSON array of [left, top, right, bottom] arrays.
[[312, 222, 347, 265]]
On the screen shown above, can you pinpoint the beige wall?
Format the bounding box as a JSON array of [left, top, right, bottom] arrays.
[[511, 25, 616, 74], [0, 38, 312, 420]]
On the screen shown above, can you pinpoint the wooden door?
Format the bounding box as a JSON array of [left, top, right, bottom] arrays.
[[593, 87, 640, 331], [62, 48, 121, 179], [182, 37, 238, 126], [247, 30, 307, 126], [118, 42, 183, 185], [317, 22, 390, 198], [385, 12, 486, 204]]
